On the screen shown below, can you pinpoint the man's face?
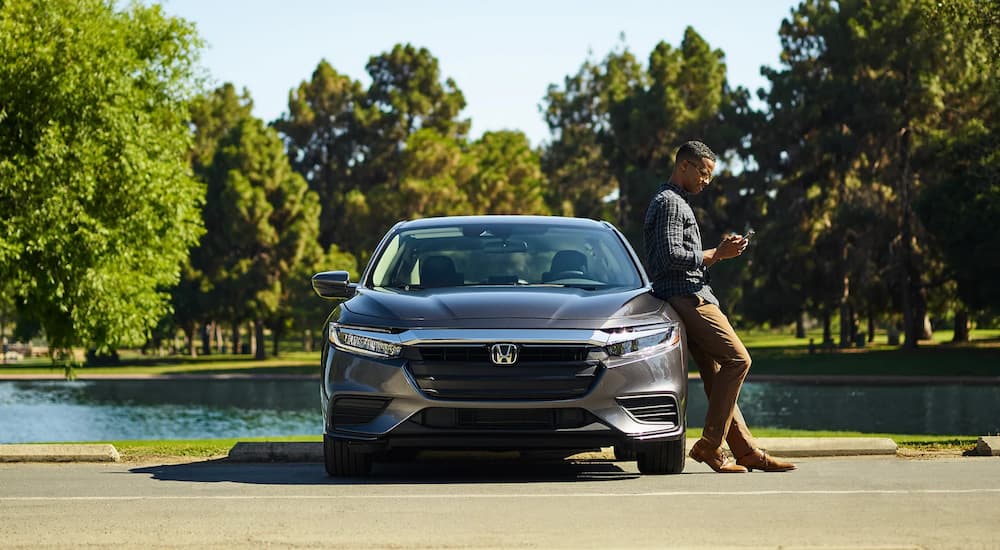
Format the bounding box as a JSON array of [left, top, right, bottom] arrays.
[[680, 157, 716, 194]]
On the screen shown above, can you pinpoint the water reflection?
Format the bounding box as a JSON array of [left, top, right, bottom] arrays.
[[1, 378, 998, 444], [688, 380, 1000, 435], [0, 379, 319, 443]]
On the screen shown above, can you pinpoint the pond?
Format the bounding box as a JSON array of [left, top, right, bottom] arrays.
[[1, 378, 998, 443]]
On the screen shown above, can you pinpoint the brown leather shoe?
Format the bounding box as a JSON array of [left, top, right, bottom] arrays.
[[688, 439, 748, 473], [736, 449, 796, 472]]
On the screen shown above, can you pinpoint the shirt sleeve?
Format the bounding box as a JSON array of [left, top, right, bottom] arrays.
[[652, 195, 703, 271]]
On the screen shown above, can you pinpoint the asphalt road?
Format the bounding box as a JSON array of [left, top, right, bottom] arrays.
[[1, 456, 998, 549]]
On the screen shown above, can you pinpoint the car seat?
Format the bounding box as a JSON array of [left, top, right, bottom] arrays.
[[542, 250, 588, 282], [419, 255, 464, 287]]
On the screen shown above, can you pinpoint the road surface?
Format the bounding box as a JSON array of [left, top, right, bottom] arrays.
[[1, 455, 998, 548]]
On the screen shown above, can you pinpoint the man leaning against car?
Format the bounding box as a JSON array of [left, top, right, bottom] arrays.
[[643, 140, 795, 474]]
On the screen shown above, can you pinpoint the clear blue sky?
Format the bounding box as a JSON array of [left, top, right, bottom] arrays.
[[159, 0, 799, 147]]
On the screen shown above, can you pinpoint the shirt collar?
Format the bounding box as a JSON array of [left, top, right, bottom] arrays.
[[661, 180, 690, 200]]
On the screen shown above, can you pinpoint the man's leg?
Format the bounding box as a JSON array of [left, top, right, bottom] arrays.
[[675, 295, 796, 472], [687, 341, 756, 459], [669, 295, 751, 450]]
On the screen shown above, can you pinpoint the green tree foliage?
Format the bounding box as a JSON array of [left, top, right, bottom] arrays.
[[171, 83, 255, 355], [542, 29, 754, 246], [283, 243, 359, 353], [194, 88, 322, 359], [273, 61, 363, 250], [917, 0, 1000, 318], [0, 0, 204, 358], [276, 45, 470, 262], [751, 0, 997, 346], [541, 47, 640, 220], [467, 131, 549, 215]]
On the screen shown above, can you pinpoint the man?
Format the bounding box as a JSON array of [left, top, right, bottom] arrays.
[[643, 140, 795, 474]]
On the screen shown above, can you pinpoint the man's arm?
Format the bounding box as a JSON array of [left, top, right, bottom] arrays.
[[650, 197, 703, 271]]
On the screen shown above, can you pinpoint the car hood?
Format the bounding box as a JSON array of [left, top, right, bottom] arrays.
[[341, 286, 662, 327]]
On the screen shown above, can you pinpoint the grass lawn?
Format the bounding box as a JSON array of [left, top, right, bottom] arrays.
[[0, 350, 321, 377], [2, 329, 998, 379]]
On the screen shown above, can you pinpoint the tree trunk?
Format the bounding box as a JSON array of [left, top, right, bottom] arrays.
[[915, 289, 933, 341], [897, 122, 921, 350], [215, 323, 224, 354], [822, 309, 833, 346], [795, 311, 806, 339], [200, 321, 211, 356], [184, 325, 197, 358], [838, 274, 851, 348], [272, 325, 281, 358], [304, 329, 313, 352], [953, 309, 970, 343], [231, 320, 241, 355], [249, 320, 257, 356], [867, 309, 876, 343], [254, 319, 266, 360]]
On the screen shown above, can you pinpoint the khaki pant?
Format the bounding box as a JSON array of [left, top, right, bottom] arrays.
[[668, 294, 756, 458]]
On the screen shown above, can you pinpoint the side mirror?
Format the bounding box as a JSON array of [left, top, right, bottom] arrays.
[[311, 271, 357, 300]]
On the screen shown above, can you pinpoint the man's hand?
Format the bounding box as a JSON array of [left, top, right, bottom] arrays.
[[703, 234, 747, 266], [717, 234, 748, 260]]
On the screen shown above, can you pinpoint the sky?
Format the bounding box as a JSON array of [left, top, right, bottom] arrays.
[[158, 0, 800, 147]]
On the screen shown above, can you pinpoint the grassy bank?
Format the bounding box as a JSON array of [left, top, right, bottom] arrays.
[[0, 351, 320, 377], [52, 429, 977, 462], [2, 329, 998, 378]]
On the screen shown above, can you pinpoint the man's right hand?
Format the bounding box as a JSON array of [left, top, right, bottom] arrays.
[[714, 234, 747, 262]]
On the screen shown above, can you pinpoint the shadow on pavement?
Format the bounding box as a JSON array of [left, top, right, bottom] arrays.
[[129, 455, 640, 485]]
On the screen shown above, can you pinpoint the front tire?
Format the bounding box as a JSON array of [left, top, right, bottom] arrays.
[[636, 434, 686, 475], [324, 435, 373, 476]]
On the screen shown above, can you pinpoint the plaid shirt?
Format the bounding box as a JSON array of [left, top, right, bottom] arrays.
[[643, 181, 719, 306]]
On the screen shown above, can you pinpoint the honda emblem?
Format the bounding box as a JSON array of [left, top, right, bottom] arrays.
[[489, 343, 518, 365]]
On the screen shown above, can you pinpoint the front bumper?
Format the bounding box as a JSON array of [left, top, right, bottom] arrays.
[[320, 333, 687, 452]]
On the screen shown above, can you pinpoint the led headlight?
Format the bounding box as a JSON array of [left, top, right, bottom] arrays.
[[329, 323, 402, 358], [605, 323, 680, 357]]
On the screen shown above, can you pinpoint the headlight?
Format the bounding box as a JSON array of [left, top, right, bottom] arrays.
[[329, 323, 402, 358], [605, 323, 680, 357]]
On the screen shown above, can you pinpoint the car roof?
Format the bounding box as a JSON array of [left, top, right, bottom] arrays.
[[397, 215, 612, 231]]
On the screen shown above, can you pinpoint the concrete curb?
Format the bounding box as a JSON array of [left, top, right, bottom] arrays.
[[0, 444, 120, 463], [974, 436, 1000, 456], [226, 437, 899, 463]]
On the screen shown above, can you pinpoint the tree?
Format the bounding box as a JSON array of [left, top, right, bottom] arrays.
[[755, 0, 997, 347], [542, 28, 754, 247], [273, 61, 363, 250], [540, 46, 638, 221], [284, 244, 359, 353], [198, 112, 322, 359], [0, 0, 204, 360], [467, 131, 550, 215], [276, 45, 470, 262], [174, 83, 255, 357]]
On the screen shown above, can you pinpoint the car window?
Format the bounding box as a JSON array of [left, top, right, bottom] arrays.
[[368, 222, 642, 289]]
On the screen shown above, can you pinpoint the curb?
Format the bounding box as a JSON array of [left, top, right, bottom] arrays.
[[0, 444, 120, 463], [974, 436, 1000, 456], [226, 437, 899, 463]]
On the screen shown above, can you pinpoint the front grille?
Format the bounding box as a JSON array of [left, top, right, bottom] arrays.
[[415, 408, 592, 430], [332, 396, 391, 426], [416, 345, 590, 363], [407, 344, 600, 400], [617, 395, 679, 425]]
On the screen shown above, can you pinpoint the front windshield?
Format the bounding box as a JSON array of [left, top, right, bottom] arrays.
[[368, 222, 643, 290]]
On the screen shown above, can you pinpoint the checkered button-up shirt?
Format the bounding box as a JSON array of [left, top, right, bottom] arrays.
[[643, 181, 719, 306]]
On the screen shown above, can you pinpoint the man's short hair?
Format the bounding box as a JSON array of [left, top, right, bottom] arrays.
[[675, 141, 716, 165]]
